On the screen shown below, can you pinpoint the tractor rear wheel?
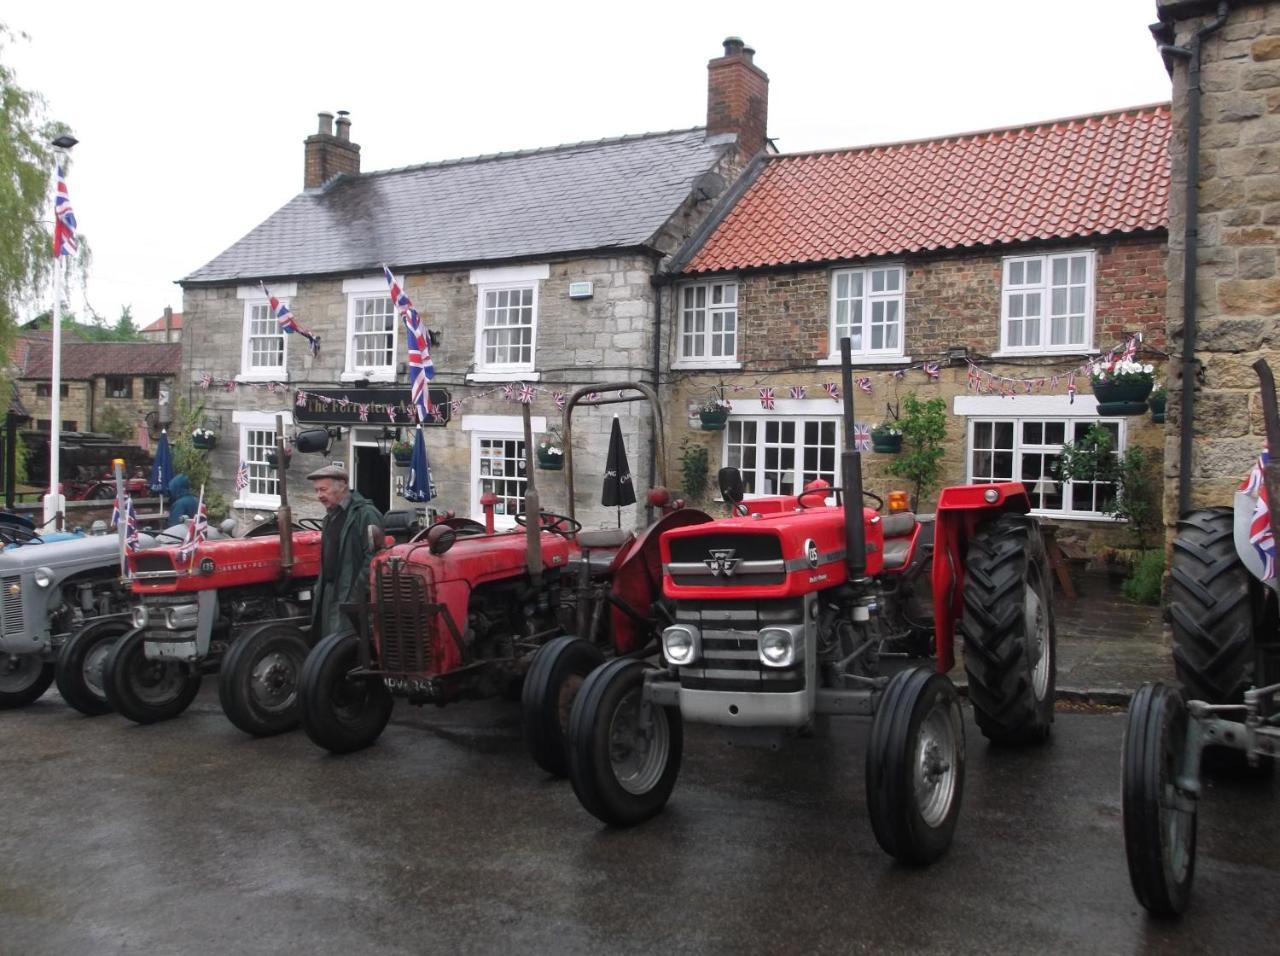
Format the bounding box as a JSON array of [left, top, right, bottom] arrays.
[[103, 628, 202, 724], [218, 624, 310, 737], [866, 667, 965, 865], [0, 652, 54, 709], [56, 618, 131, 716], [959, 513, 1056, 745], [298, 632, 393, 754], [1169, 508, 1263, 704], [523, 636, 606, 777], [1123, 682, 1197, 917], [567, 659, 682, 827]]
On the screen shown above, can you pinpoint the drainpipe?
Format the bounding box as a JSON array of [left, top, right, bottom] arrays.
[[649, 261, 662, 523], [1161, 1, 1229, 516]]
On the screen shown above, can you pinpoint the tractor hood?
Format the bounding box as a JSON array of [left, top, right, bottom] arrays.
[[0, 532, 159, 574], [129, 530, 322, 593], [382, 528, 574, 587]]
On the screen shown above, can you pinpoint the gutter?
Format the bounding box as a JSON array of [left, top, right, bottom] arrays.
[[1158, 0, 1229, 516]]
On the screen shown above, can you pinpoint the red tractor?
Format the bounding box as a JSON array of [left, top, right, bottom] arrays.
[[297, 384, 712, 770], [562, 340, 1056, 865]]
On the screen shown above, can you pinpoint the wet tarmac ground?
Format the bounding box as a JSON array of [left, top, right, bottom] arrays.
[[2, 687, 1278, 955]]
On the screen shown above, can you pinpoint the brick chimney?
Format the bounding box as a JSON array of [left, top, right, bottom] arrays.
[[707, 37, 768, 162], [303, 110, 361, 189]]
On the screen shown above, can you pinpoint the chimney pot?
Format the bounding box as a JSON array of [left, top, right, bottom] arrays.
[[317, 111, 334, 135], [335, 110, 351, 142], [723, 36, 744, 57]]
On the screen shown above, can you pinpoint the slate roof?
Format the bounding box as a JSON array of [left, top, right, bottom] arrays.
[[680, 104, 1171, 274], [15, 339, 181, 380], [184, 128, 733, 284]]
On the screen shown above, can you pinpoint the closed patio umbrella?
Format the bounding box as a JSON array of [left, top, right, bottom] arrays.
[[149, 429, 174, 513], [602, 416, 635, 527], [404, 426, 435, 503]]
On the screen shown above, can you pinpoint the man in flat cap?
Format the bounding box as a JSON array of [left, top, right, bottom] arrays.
[[307, 463, 383, 639]]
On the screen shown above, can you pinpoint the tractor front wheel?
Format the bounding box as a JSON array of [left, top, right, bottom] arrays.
[[0, 652, 54, 709], [218, 624, 310, 737], [959, 512, 1056, 745], [103, 628, 202, 724], [523, 636, 606, 777], [866, 667, 965, 865], [567, 659, 682, 827], [298, 632, 393, 754], [1123, 682, 1198, 917], [56, 618, 131, 715]]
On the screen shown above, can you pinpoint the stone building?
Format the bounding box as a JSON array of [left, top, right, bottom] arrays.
[[141, 308, 183, 343], [179, 39, 770, 525], [1153, 0, 1280, 528], [662, 105, 1171, 548], [11, 336, 179, 437]]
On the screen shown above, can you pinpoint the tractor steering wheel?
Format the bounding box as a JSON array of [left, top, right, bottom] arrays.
[[862, 489, 885, 512], [797, 485, 843, 509], [514, 510, 583, 538], [297, 518, 325, 532]]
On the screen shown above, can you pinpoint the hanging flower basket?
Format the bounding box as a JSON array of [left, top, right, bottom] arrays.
[[536, 430, 564, 470], [1090, 361, 1154, 416], [537, 450, 563, 471], [699, 406, 730, 431], [871, 425, 902, 454], [1148, 390, 1167, 425], [391, 441, 413, 467], [191, 429, 217, 451]]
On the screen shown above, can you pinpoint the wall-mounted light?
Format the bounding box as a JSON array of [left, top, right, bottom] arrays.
[[375, 428, 395, 456]]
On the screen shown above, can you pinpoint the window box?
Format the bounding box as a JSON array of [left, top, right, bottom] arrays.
[[1093, 378, 1153, 415]]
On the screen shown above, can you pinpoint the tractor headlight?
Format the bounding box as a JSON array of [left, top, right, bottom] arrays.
[[33, 567, 53, 588], [662, 625, 700, 666], [759, 627, 799, 668], [163, 604, 200, 630], [131, 605, 148, 629]]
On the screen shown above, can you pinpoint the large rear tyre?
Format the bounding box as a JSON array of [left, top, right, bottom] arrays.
[[866, 667, 965, 865], [55, 618, 131, 716], [102, 627, 202, 725], [1123, 683, 1197, 917], [0, 652, 54, 709], [567, 659, 682, 827], [523, 636, 606, 777], [298, 632, 393, 754], [218, 624, 310, 737], [959, 512, 1056, 745]]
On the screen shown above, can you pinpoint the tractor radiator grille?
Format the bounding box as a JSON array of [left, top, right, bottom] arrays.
[[134, 553, 175, 574], [678, 630, 804, 693], [1, 577, 22, 636], [375, 564, 432, 676], [665, 533, 787, 587]]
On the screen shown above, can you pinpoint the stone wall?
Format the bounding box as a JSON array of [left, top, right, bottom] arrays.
[[1159, 0, 1280, 524], [667, 234, 1168, 548], [17, 380, 92, 432], [93, 375, 170, 433]]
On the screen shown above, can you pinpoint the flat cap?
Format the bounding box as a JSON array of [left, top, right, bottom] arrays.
[[306, 463, 349, 482]]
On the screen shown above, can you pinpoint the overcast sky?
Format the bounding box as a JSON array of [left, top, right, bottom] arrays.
[[6, 0, 1172, 330]]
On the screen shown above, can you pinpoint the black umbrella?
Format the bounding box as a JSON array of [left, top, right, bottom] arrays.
[[602, 416, 635, 525]]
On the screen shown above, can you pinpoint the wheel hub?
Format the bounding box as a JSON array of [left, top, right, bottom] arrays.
[[0, 652, 39, 692], [608, 689, 670, 796], [1024, 579, 1050, 701], [914, 702, 959, 828], [250, 651, 297, 710]]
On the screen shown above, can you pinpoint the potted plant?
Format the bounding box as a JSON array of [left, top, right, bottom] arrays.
[[871, 422, 902, 453], [698, 385, 732, 430], [391, 438, 414, 466], [191, 427, 217, 451], [1148, 385, 1167, 424], [1090, 359, 1155, 415], [536, 429, 564, 470], [1055, 424, 1161, 550]]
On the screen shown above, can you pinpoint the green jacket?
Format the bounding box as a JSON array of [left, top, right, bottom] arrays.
[[310, 490, 383, 639]]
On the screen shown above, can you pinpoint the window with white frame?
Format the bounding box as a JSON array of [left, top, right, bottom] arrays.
[[677, 281, 738, 365], [724, 417, 840, 497], [473, 434, 528, 528], [967, 416, 1122, 517], [244, 301, 286, 373], [239, 425, 280, 506], [477, 285, 536, 370], [340, 276, 398, 381], [830, 265, 905, 358], [1001, 251, 1095, 354]]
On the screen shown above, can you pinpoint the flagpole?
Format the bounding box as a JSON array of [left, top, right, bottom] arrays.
[[187, 484, 205, 573], [43, 135, 77, 530]]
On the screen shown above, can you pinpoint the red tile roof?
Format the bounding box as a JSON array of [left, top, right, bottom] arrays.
[[683, 104, 1171, 274], [141, 312, 183, 333], [15, 337, 181, 380]]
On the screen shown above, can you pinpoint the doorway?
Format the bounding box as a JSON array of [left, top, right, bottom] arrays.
[[353, 444, 391, 513]]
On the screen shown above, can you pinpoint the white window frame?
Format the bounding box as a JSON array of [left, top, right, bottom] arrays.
[[719, 411, 842, 500], [232, 410, 283, 509], [826, 264, 907, 363], [674, 280, 740, 369], [997, 250, 1096, 356], [341, 275, 399, 383], [236, 283, 295, 382], [956, 395, 1125, 521], [461, 414, 545, 528], [469, 264, 548, 381]]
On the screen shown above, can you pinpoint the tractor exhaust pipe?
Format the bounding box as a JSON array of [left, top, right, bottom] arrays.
[[521, 402, 542, 589], [275, 413, 294, 576], [839, 338, 866, 579]]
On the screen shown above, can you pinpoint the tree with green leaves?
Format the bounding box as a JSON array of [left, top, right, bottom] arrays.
[[112, 305, 139, 341], [885, 393, 949, 511]]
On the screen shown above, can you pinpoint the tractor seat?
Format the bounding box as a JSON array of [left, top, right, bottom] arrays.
[[577, 529, 633, 549], [880, 512, 917, 571], [569, 528, 636, 578]]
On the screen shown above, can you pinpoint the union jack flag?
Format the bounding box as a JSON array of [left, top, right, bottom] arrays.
[[855, 377, 873, 394], [1122, 334, 1140, 362], [358, 403, 369, 422], [789, 385, 806, 400], [553, 391, 567, 410], [853, 422, 872, 451], [759, 387, 775, 409], [892, 368, 906, 381], [261, 283, 320, 356], [1067, 374, 1077, 404], [383, 266, 435, 423], [235, 460, 250, 493], [53, 165, 78, 257], [923, 362, 940, 380], [200, 372, 213, 390], [501, 383, 515, 401], [178, 495, 208, 565], [1242, 451, 1276, 581], [296, 389, 307, 407], [518, 384, 536, 405], [823, 382, 840, 401]]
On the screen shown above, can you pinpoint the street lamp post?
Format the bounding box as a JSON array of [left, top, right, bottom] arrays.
[[43, 133, 78, 530]]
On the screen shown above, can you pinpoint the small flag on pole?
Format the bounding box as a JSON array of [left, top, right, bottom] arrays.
[[53, 165, 78, 257], [261, 283, 320, 356], [235, 460, 250, 494], [178, 486, 208, 567]]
